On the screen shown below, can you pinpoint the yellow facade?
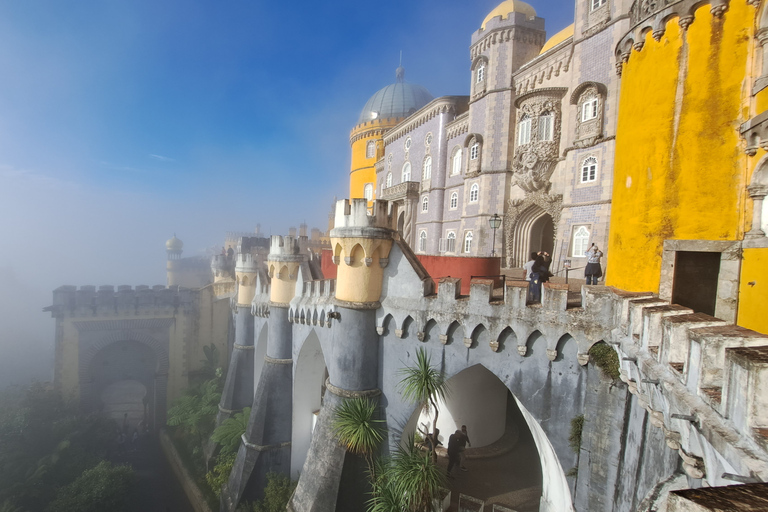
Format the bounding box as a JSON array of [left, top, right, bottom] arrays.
[[608, 1, 768, 334], [349, 118, 399, 203], [268, 260, 299, 305], [332, 237, 393, 304]]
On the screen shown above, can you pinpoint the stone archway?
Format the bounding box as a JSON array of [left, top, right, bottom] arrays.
[[291, 330, 327, 479], [506, 195, 562, 268]]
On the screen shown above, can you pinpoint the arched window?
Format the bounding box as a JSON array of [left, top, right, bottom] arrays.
[[421, 195, 429, 212], [366, 140, 376, 159], [518, 115, 532, 145], [469, 183, 479, 203], [423, 156, 432, 180], [581, 156, 598, 183], [447, 231, 457, 252], [419, 231, 427, 252], [572, 225, 591, 257], [363, 183, 373, 201], [476, 64, 485, 83], [464, 231, 473, 254], [402, 162, 412, 182], [470, 143, 480, 160], [450, 192, 458, 210], [538, 112, 554, 141], [386, 172, 393, 188], [451, 148, 462, 175]]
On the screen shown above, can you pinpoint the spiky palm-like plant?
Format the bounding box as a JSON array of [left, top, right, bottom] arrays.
[[368, 442, 445, 512], [331, 397, 385, 478], [397, 348, 448, 462]]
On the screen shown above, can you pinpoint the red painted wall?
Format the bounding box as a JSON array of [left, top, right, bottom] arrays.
[[321, 249, 337, 280], [417, 255, 501, 294]]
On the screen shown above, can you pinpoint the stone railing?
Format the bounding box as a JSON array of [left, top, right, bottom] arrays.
[[381, 181, 420, 201]]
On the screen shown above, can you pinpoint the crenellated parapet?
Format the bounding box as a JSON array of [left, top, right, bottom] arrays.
[[288, 279, 337, 328], [46, 284, 195, 318], [267, 235, 306, 306], [212, 254, 235, 283], [331, 199, 398, 305]]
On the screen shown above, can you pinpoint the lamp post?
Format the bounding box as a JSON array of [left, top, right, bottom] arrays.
[[489, 214, 502, 257]]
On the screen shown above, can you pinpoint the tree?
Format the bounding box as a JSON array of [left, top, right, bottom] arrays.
[[331, 398, 385, 479], [397, 348, 449, 463], [211, 407, 251, 455], [368, 442, 445, 512], [45, 461, 134, 512]]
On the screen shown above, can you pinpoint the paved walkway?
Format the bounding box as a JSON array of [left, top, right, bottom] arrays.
[[112, 434, 194, 512]]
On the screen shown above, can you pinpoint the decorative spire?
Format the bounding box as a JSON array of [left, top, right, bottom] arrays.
[[396, 51, 404, 82]]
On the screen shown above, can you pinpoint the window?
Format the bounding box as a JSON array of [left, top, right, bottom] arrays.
[[571, 225, 591, 257], [518, 115, 532, 145], [422, 156, 432, 180], [470, 143, 480, 160], [421, 195, 429, 212], [405, 137, 412, 151], [469, 183, 479, 203], [464, 231, 473, 253], [402, 162, 411, 182], [425, 133, 433, 146], [591, 0, 606, 10], [581, 156, 598, 183], [363, 183, 373, 201], [387, 154, 393, 170], [538, 112, 554, 141], [419, 231, 427, 252], [451, 148, 462, 175], [582, 98, 598, 122], [386, 172, 392, 188], [447, 231, 456, 252], [366, 140, 376, 159], [450, 192, 458, 210], [476, 65, 485, 83]]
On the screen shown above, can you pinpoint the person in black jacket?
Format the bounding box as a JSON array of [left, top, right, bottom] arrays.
[[446, 430, 462, 477], [529, 252, 551, 303]]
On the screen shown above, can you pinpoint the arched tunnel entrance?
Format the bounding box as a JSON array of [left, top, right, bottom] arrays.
[[401, 364, 570, 512], [85, 340, 164, 432]]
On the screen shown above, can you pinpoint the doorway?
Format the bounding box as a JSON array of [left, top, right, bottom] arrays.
[[529, 214, 554, 256], [671, 251, 721, 316]]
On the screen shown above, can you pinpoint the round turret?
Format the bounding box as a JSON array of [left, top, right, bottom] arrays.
[[166, 234, 183, 252]]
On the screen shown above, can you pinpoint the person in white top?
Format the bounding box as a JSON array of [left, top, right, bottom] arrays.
[[523, 252, 537, 281], [584, 244, 603, 285]]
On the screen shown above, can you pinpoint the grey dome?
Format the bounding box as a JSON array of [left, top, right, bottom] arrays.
[[357, 68, 433, 124]]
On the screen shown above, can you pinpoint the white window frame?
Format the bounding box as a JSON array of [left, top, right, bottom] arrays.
[[402, 162, 411, 182], [423, 156, 432, 180], [518, 115, 532, 145], [582, 98, 598, 122], [421, 195, 429, 212], [476, 65, 485, 83], [405, 137, 412, 151], [571, 225, 591, 257], [447, 231, 456, 253], [591, 0, 606, 11], [581, 156, 598, 183], [363, 183, 373, 201], [538, 112, 554, 141], [450, 192, 458, 210], [451, 148, 462, 175], [419, 230, 427, 252], [469, 183, 479, 203], [470, 143, 480, 160], [464, 231, 473, 254], [386, 172, 392, 188], [366, 140, 376, 159]]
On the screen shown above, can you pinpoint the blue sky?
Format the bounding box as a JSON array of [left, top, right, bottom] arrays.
[[0, 0, 574, 385]]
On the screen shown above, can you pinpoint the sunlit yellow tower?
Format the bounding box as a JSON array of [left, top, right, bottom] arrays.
[[349, 67, 433, 204]]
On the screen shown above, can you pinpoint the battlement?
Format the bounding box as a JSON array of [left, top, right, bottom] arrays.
[[211, 254, 230, 270], [47, 284, 194, 317], [269, 235, 305, 259], [234, 252, 259, 274], [331, 199, 398, 233]]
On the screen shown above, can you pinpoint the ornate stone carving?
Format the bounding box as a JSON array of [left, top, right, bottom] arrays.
[[630, 0, 680, 26], [678, 16, 694, 30], [710, 3, 728, 16], [504, 188, 564, 267]]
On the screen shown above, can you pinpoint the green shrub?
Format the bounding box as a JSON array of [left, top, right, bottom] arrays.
[[569, 415, 584, 453], [249, 473, 297, 512], [212, 407, 250, 455], [588, 343, 621, 380], [45, 461, 134, 512], [206, 452, 237, 497]]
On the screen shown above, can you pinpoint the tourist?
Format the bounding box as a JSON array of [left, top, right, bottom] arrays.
[[446, 430, 462, 477], [459, 425, 471, 471], [530, 253, 551, 303], [585, 244, 603, 285]]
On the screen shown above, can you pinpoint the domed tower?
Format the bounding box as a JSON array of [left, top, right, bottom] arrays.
[[349, 67, 433, 204], [166, 234, 184, 287]]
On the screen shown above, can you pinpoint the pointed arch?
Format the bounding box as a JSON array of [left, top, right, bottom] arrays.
[[506, 203, 560, 268], [495, 326, 517, 353], [423, 318, 439, 344], [524, 330, 545, 358]]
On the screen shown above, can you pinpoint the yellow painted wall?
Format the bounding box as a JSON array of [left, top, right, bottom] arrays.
[[738, 247, 768, 333], [58, 320, 80, 400], [349, 118, 402, 202], [608, 4, 752, 292], [268, 261, 299, 304], [333, 238, 393, 303]]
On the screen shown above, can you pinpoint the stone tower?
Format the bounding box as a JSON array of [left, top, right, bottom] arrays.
[[165, 234, 183, 287]]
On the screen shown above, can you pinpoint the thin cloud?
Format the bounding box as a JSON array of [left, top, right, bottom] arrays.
[[99, 161, 145, 173], [149, 154, 175, 162]]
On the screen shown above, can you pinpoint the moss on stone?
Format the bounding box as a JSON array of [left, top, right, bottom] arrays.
[[569, 414, 584, 453], [589, 343, 620, 381]]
